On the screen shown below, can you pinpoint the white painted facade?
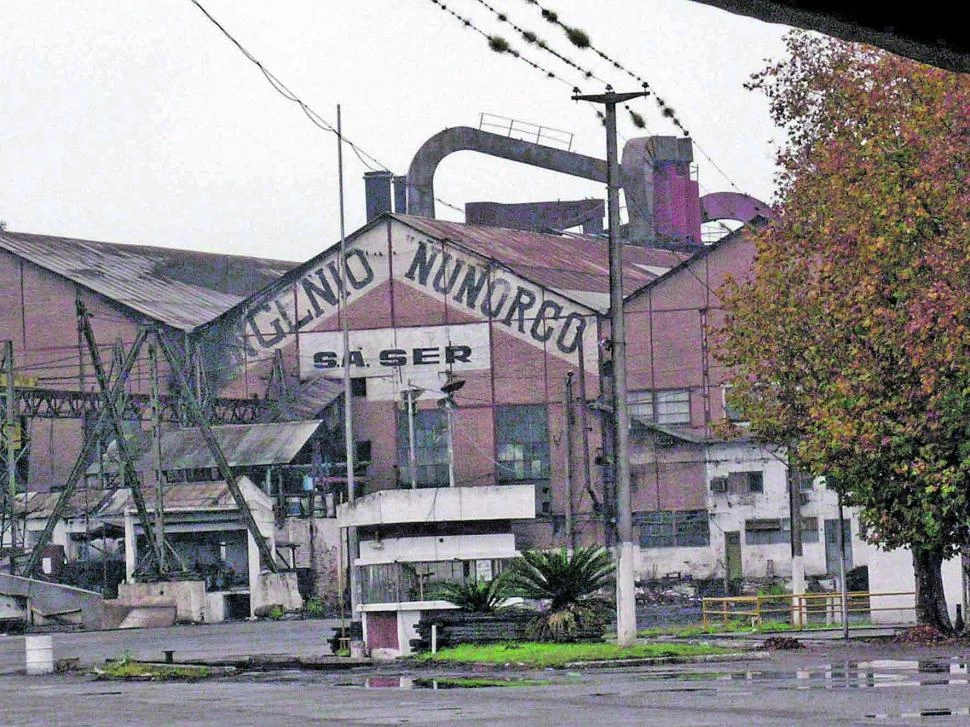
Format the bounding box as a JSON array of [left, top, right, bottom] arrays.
[[635, 441, 868, 584]]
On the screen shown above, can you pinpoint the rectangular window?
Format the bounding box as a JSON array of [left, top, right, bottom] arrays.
[[745, 517, 819, 545], [637, 510, 710, 548], [655, 390, 690, 425], [628, 390, 654, 421], [495, 405, 550, 482], [722, 384, 745, 423], [727, 471, 764, 494], [792, 470, 815, 492], [627, 389, 690, 426], [397, 409, 449, 487]]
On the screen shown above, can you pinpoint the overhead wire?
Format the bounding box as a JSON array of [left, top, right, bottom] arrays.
[[186, 0, 465, 215], [516, 0, 744, 192]]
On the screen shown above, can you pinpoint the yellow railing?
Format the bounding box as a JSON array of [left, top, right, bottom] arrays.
[[701, 590, 916, 628]]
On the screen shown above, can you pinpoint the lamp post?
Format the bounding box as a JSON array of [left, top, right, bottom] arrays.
[[402, 381, 424, 489], [572, 88, 646, 647]]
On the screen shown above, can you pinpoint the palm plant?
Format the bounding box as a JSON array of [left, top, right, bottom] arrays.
[[434, 573, 513, 613], [507, 547, 615, 641]]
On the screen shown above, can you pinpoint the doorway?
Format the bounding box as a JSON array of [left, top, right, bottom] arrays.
[[824, 519, 853, 576], [725, 531, 742, 594]]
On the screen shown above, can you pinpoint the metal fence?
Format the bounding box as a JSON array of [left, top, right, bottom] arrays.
[[701, 590, 917, 627]]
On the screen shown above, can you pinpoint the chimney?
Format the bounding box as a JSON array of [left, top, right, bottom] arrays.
[[392, 175, 408, 214], [364, 171, 393, 222]]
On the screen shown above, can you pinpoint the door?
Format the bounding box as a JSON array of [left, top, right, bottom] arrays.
[[824, 519, 853, 576], [725, 531, 742, 584]]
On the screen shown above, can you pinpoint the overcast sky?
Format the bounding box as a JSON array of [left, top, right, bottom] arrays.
[[1, 1, 791, 261]]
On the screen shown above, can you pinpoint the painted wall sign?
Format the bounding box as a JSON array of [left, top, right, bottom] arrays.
[[228, 220, 597, 373], [299, 323, 491, 400], [395, 232, 598, 372]]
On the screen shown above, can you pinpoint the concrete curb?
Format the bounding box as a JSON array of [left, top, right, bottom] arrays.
[[562, 651, 771, 669]]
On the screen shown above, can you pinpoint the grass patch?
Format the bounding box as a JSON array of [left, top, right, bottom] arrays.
[[414, 641, 731, 668], [96, 660, 212, 681]]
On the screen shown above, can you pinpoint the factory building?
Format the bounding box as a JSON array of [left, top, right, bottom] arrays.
[[1, 130, 877, 641]]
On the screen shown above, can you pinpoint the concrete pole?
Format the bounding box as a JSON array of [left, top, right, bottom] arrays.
[[837, 492, 849, 640], [446, 400, 456, 488], [337, 105, 361, 630], [4, 341, 18, 558], [563, 372, 575, 550], [573, 89, 645, 647], [788, 454, 805, 627]]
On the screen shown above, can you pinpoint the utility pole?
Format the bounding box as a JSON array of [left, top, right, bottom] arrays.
[[787, 453, 805, 626], [563, 372, 575, 550], [573, 88, 646, 647], [336, 105, 361, 636], [3, 341, 19, 559]]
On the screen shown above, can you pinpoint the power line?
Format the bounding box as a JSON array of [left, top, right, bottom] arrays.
[[187, 0, 464, 215], [517, 0, 743, 192]]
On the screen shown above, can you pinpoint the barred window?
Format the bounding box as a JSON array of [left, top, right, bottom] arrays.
[[397, 409, 449, 487], [637, 510, 710, 548], [496, 405, 550, 482]]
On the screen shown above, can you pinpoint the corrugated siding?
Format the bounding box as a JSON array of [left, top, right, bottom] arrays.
[[0, 231, 296, 330]]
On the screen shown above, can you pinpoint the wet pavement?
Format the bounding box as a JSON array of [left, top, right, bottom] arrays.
[[2, 623, 970, 725]]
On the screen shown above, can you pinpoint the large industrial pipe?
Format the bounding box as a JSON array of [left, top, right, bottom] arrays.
[[406, 127, 607, 218]]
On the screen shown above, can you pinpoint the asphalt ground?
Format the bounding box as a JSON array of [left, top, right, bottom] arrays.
[[2, 621, 970, 725]]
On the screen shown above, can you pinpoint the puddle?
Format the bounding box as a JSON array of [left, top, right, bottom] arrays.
[[643, 658, 970, 690], [338, 675, 554, 690], [866, 707, 970, 720]]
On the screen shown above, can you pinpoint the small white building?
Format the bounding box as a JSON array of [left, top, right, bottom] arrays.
[[337, 484, 535, 658]]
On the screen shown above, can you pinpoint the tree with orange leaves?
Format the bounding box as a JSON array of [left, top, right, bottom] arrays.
[[718, 32, 969, 631]]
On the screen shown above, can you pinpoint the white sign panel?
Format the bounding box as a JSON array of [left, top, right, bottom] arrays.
[[298, 323, 491, 400]]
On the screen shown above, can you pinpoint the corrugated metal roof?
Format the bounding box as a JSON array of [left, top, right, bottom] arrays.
[[88, 420, 325, 475], [394, 215, 690, 297], [23, 479, 265, 520], [0, 230, 297, 330]]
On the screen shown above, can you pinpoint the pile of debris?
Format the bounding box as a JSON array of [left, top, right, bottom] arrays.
[[761, 636, 805, 650], [893, 625, 954, 645]]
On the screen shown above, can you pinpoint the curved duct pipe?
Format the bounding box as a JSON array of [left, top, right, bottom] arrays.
[[406, 127, 607, 218], [700, 191, 774, 224]]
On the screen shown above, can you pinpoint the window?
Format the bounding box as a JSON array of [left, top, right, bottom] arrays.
[[792, 470, 815, 492], [627, 389, 691, 426], [628, 390, 654, 421], [722, 384, 745, 423], [727, 471, 764, 494], [351, 377, 367, 397], [637, 510, 710, 548], [495, 405, 550, 482], [745, 517, 819, 545], [397, 409, 449, 487]]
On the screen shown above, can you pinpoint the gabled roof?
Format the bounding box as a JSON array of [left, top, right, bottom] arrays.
[[623, 221, 759, 305], [396, 215, 689, 303], [0, 230, 296, 330]]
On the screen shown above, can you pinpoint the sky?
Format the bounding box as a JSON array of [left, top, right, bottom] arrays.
[[1, 1, 792, 262]]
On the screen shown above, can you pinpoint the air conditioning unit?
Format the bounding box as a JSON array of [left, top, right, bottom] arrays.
[[710, 477, 728, 493]]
